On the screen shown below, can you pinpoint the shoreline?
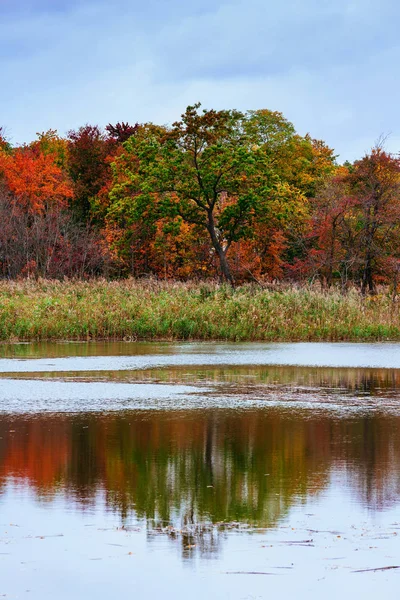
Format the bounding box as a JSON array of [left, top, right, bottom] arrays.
[[1, 335, 400, 345]]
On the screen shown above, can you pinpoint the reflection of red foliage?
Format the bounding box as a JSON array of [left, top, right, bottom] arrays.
[[0, 407, 399, 513], [1, 420, 70, 489]]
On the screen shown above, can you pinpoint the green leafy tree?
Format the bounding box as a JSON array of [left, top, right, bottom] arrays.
[[108, 105, 294, 283]]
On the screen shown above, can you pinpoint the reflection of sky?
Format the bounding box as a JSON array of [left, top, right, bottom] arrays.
[[0, 376, 400, 415], [1, 343, 400, 372], [0, 379, 200, 412], [1, 0, 400, 161]]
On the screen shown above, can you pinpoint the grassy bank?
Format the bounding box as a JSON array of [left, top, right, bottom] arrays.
[[0, 279, 399, 343]]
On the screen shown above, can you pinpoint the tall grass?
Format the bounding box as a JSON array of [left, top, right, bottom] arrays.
[[0, 279, 399, 342]]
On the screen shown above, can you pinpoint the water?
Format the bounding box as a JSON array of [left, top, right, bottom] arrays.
[[1, 342, 400, 599]]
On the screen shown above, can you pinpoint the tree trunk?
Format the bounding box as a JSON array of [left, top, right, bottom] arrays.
[[392, 267, 398, 303], [326, 222, 337, 288], [361, 252, 375, 295], [361, 207, 376, 295], [216, 244, 234, 285], [207, 211, 234, 285]]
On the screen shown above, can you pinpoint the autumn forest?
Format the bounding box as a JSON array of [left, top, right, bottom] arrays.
[[1, 104, 399, 293]]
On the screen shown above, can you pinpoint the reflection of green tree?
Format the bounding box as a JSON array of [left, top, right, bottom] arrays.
[[64, 411, 331, 529], [333, 416, 400, 509], [1, 409, 400, 558], [0, 340, 170, 359]]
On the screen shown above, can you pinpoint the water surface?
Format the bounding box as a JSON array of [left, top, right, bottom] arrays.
[[1, 342, 400, 599]]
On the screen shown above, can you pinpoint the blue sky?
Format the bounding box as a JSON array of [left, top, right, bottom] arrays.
[[1, 0, 399, 161]]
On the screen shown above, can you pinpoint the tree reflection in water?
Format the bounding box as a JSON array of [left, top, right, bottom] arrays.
[[1, 404, 400, 558]]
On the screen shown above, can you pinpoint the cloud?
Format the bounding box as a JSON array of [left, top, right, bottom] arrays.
[[0, 0, 399, 161]]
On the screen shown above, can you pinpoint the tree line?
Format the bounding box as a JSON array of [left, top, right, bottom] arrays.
[[1, 104, 399, 293]]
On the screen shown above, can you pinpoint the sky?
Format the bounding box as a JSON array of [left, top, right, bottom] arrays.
[[1, 0, 399, 162]]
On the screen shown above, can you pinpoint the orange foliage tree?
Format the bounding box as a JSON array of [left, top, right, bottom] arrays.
[[0, 145, 73, 213]]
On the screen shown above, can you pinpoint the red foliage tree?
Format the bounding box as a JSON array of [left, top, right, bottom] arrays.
[[106, 122, 139, 144], [67, 125, 111, 221]]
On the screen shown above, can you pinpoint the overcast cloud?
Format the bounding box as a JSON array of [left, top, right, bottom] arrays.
[[1, 0, 399, 161]]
